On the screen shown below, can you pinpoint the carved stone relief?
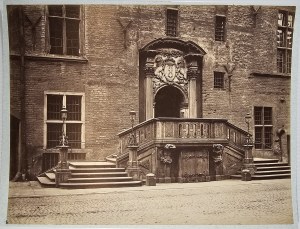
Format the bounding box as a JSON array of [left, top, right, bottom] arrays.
[[152, 49, 188, 95]]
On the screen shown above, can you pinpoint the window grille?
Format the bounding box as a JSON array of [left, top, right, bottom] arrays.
[[254, 107, 273, 149], [46, 93, 83, 149], [215, 16, 226, 41], [277, 10, 294, 73], [48, 5, 80, 56], [166, 9, 178, 37], [214, 72, 225, 89]]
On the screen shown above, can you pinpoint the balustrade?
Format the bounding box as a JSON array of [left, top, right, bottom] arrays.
[[118, 118, 248, 156]]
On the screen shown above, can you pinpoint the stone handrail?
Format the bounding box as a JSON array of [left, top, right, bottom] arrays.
[[117, 118, 249, 158]]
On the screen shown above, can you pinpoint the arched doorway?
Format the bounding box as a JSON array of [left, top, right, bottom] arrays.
[[139, 38, 206, 121], [155, 86, 184, 118]]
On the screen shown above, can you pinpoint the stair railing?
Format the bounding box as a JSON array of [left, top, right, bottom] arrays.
[[117, 118, 249, 166]]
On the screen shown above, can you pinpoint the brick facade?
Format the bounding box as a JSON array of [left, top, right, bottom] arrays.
[[8, 5, 293, 177]]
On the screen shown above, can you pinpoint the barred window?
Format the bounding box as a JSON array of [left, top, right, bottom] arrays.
[[254, 107, 273, 149], [214, 72, 225, 89], [215, 16, 226, 41], [48, 5, 81, 56], [166, 9, 178, 37], [46, 93, 84, 149], [277, 10, 294, 73]]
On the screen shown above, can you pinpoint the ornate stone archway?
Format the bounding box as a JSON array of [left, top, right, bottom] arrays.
[[139, 38, 206, 121]]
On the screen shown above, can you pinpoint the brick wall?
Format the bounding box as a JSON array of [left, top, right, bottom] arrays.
[[9, 5, 293, 172]]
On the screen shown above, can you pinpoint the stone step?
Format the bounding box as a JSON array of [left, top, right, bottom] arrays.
[[69, 161, 115, 168], [68, 177, 134, 183], [253, 158, 279, 163], [58, 181, 143, 189], [71, 172, 129, 178], [256, 166, 291, 171], [237, 170, 291, 175], [251, 174, 291, 180], [70, 167, 125, 173], [45, 172, 55, 181], [254, 162, 289, 167], [230, 173, 291, 180], [37, 176, 56, 187]]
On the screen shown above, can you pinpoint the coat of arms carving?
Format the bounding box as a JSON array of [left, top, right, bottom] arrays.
[[153, 50, 188, 94]]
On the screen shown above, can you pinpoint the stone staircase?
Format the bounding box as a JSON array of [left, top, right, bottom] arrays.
[[231, 158, 291, 180], [37, 160, 142, 189]]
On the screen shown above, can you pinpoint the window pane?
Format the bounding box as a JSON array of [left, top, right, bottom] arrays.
[[215, 16, 226, 41], [49, 17, 63, 55], [48, 5, 63, 17], [66, 123, 81, 149], [278, 12, 285, 26], [47, 95, 63, 120], [288, 13, 294, 27], [287, 50, 292, 74], [66, 95, 81, 121], [255, 127, 263, 149], [166, 9, 178, 37], [66, 19, 80, 56], [254, 107, 263, 125], [276, 29, 285, 47], [263, 107, 272, 125], [214, 72, 224, 89], [287, 30, 293, 48], [66, 5, 80, 18], [277, 50, 284, 73], [264, 127, 273, 149], [47, 123, 62, 148]]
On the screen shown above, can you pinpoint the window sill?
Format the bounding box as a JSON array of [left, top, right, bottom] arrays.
[[10, 53, 88, 63], [250, 72, 291, 78]]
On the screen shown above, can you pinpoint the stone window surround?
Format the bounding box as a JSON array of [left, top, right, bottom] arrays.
[[43, 91, 85, 149]]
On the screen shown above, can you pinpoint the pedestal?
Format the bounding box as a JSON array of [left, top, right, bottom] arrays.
[[55, 169, 71, 187], [126, 145, 141, 181], [55, 145, 71, 187]]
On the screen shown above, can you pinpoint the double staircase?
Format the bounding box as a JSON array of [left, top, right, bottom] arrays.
[[231, 158, 291, 180], [37, 160, 142, 189]]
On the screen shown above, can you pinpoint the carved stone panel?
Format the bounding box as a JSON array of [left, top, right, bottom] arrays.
[[152, 49, 188, 95]]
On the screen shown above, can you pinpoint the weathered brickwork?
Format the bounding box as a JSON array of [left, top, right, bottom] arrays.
[[8, 5, 293, 176]]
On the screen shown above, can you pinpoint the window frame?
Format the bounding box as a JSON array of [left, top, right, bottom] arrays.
[[254, 107, 273, 150], [47, 5, 82, 56], [213, 71, 225, 89], [277, 10, 294, 74], [166, 8, 179, 37], [215, 15, 226, 42], [44, 91, 85, 149]]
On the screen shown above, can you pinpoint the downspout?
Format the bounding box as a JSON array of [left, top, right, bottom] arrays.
[[13, 6, 26, 181]]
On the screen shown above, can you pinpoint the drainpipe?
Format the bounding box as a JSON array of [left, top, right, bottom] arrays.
[[13, 6, 27, 181]]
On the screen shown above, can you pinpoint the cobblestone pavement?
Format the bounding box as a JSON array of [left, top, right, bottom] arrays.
[[6, 179, 294, 225]]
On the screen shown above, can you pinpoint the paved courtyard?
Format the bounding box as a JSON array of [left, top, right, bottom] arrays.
[[6, 179, 294, 225]]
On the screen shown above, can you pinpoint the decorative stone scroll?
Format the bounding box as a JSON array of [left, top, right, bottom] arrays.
[[152, 49, 188, 95], [212, 144, 224, 164]]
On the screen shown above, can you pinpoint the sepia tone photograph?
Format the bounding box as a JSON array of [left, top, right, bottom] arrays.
[[1, 1, 298, 227]]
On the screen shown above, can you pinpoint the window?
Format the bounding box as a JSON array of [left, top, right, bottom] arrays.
[[45, 93, 84, 149], [48, 5, 81, 56], [254, 107, 273, 149], [214, 72, 225, 89], [215, 16, 226, 41], [166, 9, 178, 37], [277, 10, 294, 73]]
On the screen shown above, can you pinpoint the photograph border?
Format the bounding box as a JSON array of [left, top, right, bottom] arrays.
[[1, 0, 299, 228]]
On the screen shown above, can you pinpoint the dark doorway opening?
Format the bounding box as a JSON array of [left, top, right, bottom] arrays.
[[10, 115, 20, 180], [154, 86, 184, 118]]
